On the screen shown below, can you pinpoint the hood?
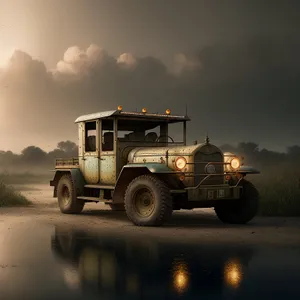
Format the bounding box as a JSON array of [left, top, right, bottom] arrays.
[[127, 143, 223, 164]]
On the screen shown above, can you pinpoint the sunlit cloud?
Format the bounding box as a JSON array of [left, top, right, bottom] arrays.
[[55, 44, 109, 77], [117, 53, 137, 69], [0, 47, 16, 68], [173, 53, 202, 74]]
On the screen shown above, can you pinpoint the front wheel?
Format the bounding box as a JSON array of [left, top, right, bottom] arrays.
[[57, 174, 85, 214], [124, 175, 173, 226], [214, 179, 259, 224]]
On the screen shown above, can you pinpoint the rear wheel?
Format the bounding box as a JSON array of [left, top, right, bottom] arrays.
[[124, 175, 173, 226], [214, 179, 259, 224], [57, 174, 85, 214]]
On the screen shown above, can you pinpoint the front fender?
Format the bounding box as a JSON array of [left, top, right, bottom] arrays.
[[122, 163, 175, 173], [112, 163, 177, 203], [234, 165, 260, 174]]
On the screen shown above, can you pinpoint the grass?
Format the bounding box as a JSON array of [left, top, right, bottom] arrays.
[[0, 166, 300, 216], [0, 172, 50, 184], [250, 165, 300, 217], [0, 181, 32, 207]]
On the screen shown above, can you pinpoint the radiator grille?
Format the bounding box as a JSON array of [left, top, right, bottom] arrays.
[[194, 151, 224, 185]]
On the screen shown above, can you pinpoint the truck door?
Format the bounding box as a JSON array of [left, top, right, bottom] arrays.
[[81, 120, 100, 184], [99, 119, 116, 185]]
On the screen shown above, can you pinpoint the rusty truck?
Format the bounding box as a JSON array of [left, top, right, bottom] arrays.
[[50, 106, 260, 226]]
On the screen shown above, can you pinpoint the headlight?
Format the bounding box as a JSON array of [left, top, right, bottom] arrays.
[[230, 158, 240, 170], [175, 157, 187, 170]]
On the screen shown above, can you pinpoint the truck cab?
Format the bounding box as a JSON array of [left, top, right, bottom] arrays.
[[50, 106, 260, 226], [76, 107, 187, 186]]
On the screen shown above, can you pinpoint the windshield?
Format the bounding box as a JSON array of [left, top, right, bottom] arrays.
[[117, 118, 186, 146]]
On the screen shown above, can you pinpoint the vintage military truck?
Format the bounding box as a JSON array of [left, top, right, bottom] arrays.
[[50, 106, 260, 226]]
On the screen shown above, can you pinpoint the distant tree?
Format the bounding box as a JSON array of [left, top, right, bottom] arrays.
[[237, 142, 259, 154], [258, 148, 286, 165], [286, 145, 300, 162], [287, 145, 300, 156], [21, 146, 47, 163], [57, 140, 78, 153], [0, 150, 20, 168], [47, 149, 67, 159]]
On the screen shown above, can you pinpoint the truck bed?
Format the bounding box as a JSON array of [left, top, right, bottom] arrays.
[[55, 158, 79, 169]]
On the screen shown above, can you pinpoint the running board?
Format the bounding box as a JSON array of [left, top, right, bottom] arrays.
[[77, 196, 101, 202], [84, 184, 114, 190]]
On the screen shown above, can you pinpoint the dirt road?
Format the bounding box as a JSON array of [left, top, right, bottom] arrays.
[[1, 184, 300, 247]]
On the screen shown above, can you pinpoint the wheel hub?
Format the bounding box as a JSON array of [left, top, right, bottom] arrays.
[[62, 185, 71, 205], [134, 188, 155, 218], [143, 197, 151, 206]]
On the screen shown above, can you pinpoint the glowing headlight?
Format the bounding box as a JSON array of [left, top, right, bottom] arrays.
[[230, 158, 240, 170], [175, 157, 187, 170]]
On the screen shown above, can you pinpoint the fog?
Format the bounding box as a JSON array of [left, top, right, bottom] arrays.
[[0, 140, 299, 175]]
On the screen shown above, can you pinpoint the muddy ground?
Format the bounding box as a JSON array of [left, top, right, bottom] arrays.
[[1, 184, 300, 247]]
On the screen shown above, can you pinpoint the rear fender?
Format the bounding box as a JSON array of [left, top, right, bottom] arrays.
[[50, 168, 86, 197]]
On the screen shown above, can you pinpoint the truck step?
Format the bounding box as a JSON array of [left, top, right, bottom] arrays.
[[84, 184, 114, 190], [77, 196, 101, 202]]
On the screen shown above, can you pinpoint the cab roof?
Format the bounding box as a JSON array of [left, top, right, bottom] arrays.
[[74, 110, 190, 123]]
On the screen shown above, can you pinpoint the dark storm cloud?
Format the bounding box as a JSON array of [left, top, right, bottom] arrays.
[[1, 35, 300, 152]]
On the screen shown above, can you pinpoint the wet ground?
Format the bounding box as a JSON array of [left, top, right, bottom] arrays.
[[0, 184, 300, 299], [0, 221, 300, 300]]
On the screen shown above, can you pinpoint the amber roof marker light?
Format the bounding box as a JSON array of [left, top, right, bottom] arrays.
[[117, 105, 123, 111], [166, 109, 171, 115], [142, 108, 147, 113]]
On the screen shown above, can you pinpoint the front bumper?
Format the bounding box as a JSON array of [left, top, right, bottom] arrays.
[[171, 184, 242, 201], [185, 185, 242, 201]]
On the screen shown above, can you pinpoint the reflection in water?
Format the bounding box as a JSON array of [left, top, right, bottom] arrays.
[[224, 259, 243, 289], [126, 273, 139, 294], [98, 251, 117, 289], [63, 266, 80, 290], [172, 260, 189, 294], [78, 248, 100, 282], [51, 226, 255, 298]]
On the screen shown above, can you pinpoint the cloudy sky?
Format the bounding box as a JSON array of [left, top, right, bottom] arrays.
[[0, 0, 299, 153]]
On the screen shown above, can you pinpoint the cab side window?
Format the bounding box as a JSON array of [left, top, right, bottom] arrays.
[[85, 121, 97, 152], [102, 119, 114, 151]]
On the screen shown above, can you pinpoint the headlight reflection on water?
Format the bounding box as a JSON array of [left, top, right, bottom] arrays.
[[172, 260, 190, 294], [224, 259, 243, 289]]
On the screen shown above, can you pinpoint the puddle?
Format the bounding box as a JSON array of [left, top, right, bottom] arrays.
[[0, 222, 299, 299]]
